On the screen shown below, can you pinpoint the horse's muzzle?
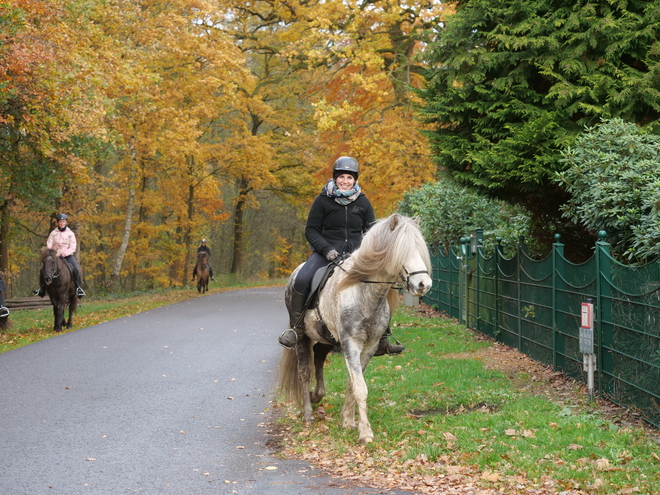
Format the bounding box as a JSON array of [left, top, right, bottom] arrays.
[[408, 274, 432, 297]]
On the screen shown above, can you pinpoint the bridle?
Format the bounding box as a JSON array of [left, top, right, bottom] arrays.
[[329, 255, 429, 290], [361, 268, 429, 291], [44, 254, 61, 280]]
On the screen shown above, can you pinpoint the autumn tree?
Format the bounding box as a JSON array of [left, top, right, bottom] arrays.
[[306, 0, 450, 214], [82, 0, 247, 288], [212, 0, 450, 274], [0, 0, 105, 275]]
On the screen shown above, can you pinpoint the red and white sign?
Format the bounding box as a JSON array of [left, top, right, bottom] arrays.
[[581, 302, 593, 329]]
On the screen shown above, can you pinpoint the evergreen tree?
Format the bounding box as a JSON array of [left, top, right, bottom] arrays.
[[418, 0, 660, 247]]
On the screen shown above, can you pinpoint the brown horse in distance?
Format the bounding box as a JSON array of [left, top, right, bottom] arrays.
[[40, 248, 78, 332], [192, 251, 210, 293]]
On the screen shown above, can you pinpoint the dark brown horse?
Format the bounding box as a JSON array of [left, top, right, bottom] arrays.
[[192, 251, 210, 293], [40, 248, 78, 332]]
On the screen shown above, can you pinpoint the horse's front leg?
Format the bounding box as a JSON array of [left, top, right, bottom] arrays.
[[310, 343, 333, 403], [341, 342, 374, 444], [66, 302, 74, 329], [295, 335, 314, 423], [53, 304, 64, 332]]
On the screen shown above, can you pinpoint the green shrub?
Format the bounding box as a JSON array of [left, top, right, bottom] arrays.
[[556, 118, 660, 261]]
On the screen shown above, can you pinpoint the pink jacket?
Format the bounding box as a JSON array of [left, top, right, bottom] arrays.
[[47, 227, 77, 257]]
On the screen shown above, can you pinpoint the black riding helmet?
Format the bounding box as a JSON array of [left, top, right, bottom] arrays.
[[332, 156, 359, 181], [56, 213, 68, 221]]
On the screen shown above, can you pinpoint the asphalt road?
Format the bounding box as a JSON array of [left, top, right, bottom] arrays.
[[0, 286, 408, 495]]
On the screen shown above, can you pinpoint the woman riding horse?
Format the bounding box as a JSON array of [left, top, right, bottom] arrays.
[[278, 156, 403, 356], [33, 213, 85, 299]]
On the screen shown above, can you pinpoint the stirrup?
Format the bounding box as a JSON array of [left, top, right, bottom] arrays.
[[278, 329, 298, 350], [33, 286, 45, 298], [375, 334, 405, 356], [0, 306, 9, 318], [76, 287, 86, 298]]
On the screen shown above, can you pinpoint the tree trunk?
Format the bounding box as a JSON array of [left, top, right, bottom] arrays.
[[181, 156, 195, 287], [108, 151, 137, 289], [230, 177, 250, 275], [0, 199, 10, 273]]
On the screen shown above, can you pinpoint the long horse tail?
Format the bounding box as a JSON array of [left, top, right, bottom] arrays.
[[276, 348, 305, 406]]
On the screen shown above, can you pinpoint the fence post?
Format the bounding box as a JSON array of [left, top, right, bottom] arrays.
[[449, 241, 455, 319], [516, 236, 524, 350], [472, 229, 483, 332], [553, 234, 565, 371], [495, 238, 502, 341], [519, 236, 527, 350], [460, 237, 469, 325], [596, 231, 613, 396]]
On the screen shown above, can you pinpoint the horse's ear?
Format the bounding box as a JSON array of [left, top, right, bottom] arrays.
[[413, 216, 421, 225], [389, 213, 400, 231]]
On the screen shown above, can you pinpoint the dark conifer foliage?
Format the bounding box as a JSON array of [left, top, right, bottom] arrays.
[[418, 0, 660, 241]]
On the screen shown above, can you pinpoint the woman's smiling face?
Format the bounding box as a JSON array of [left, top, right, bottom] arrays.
[[335, 173, 355, 191]]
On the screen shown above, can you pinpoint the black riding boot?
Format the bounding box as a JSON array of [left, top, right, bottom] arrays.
[[0, 292, 8, 318], [74, 275, 85, 298], [374, 328, 405, 356], [278, 289, 307, 350]]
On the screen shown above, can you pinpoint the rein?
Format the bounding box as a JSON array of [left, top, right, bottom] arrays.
[[361, 269, 429, 289]]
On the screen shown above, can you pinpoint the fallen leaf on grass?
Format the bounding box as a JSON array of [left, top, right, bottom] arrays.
[[481, 470, 501, 482], [567, 443, 584, 450]]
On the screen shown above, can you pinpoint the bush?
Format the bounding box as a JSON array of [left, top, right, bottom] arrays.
[[556, 119, 660, 261], [397, 181, 534, 257]]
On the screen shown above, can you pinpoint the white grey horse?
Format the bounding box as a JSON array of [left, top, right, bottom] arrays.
[[277, 213, 432, 444]]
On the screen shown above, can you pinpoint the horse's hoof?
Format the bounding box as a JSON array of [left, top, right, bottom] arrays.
[[359, 436, 373, 445]]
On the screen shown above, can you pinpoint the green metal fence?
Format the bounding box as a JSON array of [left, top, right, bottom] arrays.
[[425, 231, 660, 428]]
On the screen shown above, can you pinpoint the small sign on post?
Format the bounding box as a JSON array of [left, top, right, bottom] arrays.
[[579, 301, 594, 354], [579, 298, 597, 401]]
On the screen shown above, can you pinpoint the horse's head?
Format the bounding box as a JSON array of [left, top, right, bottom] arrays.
[[385, 214, 433, 297], [347, 214, 432, 297], [40, 248, 60, 286]]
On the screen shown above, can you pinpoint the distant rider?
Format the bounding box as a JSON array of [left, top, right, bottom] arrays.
[[33, 213, 85, 298], [191, 239, 215, 281]]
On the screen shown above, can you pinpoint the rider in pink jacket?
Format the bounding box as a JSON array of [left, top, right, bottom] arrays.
[[47, 223, 77, 257], [34, 213, 85, 298]]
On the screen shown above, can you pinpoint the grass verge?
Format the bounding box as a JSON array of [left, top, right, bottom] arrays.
[[275, 306, 660, 495]]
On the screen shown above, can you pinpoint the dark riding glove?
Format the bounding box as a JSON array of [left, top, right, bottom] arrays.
[[326, 250, 339, 261]]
